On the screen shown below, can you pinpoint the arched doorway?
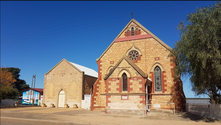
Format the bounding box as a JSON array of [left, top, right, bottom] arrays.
[[58, 90, 65, 107]]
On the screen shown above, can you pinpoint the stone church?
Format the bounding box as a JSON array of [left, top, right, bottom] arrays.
[[91, 19, 186, 114], [43, 59, 97, 108]]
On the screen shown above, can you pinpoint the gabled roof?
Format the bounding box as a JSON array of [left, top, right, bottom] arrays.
[[45, 59, 98, 78], [21, 88, 43, 93], [104, 55, 148, 80], [96, 18, 172, 62]]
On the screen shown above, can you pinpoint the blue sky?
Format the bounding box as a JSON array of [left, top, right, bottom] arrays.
[[1, 1, 216, 98]]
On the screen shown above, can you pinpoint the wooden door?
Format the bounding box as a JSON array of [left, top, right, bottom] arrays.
[[58, 90, 65, 107]]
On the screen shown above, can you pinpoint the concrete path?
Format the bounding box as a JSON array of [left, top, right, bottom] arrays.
[[1, 107, 220, 125]]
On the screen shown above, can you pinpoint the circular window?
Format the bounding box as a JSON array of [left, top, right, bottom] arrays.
[[128, 50, 139, 61]]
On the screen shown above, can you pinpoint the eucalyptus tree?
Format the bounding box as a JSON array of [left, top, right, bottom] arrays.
[[171, 2, 221, 104]]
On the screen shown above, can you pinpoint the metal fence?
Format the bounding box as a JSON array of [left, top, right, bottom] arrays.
[[0, 99, 22, 106], [186, 103, 221, 120]]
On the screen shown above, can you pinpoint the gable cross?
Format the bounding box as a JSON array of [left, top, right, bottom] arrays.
[[131, 12, 134, 19]]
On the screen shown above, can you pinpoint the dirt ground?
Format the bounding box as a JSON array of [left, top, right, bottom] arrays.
[[1, 106, 220, 125]]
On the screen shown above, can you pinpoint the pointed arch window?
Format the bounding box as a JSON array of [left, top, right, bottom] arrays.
[[154, 66, 162, 92], [131, 27, 134, 36], [122, 73, 128, 91]]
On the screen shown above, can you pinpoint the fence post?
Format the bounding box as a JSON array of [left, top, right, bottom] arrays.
[[208, 104, 211, 118], [220, 104, 221, 120], [186, 103, 188, 112]]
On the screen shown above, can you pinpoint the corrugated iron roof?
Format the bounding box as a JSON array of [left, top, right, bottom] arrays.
[[70, 62, 98, 78]]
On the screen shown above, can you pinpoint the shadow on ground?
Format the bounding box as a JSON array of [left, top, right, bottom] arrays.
[[0, 105, 40, 109], [179, 112, 217, 122]]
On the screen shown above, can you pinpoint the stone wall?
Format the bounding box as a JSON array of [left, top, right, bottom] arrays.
[[83, 75, 97, 99], [107, 95, 145, 110]]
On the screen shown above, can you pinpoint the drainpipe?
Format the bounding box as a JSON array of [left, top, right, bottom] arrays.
[[146, 83, 149, 112]]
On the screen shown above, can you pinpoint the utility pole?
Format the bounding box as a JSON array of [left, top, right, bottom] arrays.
[[31, 75, 36, 106]]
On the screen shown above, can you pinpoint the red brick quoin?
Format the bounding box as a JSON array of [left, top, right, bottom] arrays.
[[91, 60, 105, 110], [161, 71, 167, 93], [105, 78, 112, 93], [105, 95, 111, 114]]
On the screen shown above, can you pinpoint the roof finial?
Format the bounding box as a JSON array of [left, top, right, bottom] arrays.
[[131, 12, 134, 19]]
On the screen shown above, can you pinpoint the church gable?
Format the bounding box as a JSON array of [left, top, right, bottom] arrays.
[[118, 21, 148, 38], [104, 55, 147, 80], [104, 56, 148, 94], [96, 18, 172, 62], [45, 59, 82, 76]]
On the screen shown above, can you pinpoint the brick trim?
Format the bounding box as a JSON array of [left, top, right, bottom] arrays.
[[127, 77, 133, 92], [105, 78, 112, 93], [115, 34, 152, 42], [139, 77, 147, 93], [117, 77, 122, 92], [151, 72, 154, 93], [155, 57, 160, 61], [105, 95, 111, 114], [161, 71, 167, 93], [133, 55, 141, 63], [140, 95, 145, 104], [91, 60, 102, 111]]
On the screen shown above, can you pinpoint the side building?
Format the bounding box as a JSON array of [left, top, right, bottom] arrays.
[[43, 59, 97, 108], [22, 88, 43, 106]]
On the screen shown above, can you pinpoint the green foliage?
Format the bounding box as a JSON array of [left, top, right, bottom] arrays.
[[2, 67, 30, 95], [0, 86, 19, 100], [170, 2, 221, 104]]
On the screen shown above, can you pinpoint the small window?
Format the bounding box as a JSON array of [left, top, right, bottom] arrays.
[[131, 27, 134, 36], [154, 66, 162, 92], [122, 73, 127, 91]]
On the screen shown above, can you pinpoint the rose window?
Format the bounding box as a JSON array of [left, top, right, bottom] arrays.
[[128, 50, 139, 61]]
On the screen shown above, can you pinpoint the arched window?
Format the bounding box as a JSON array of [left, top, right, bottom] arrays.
[[122, 73, 127, 91], [131, 27, 134, 36], [154, 66, 162, 92]]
